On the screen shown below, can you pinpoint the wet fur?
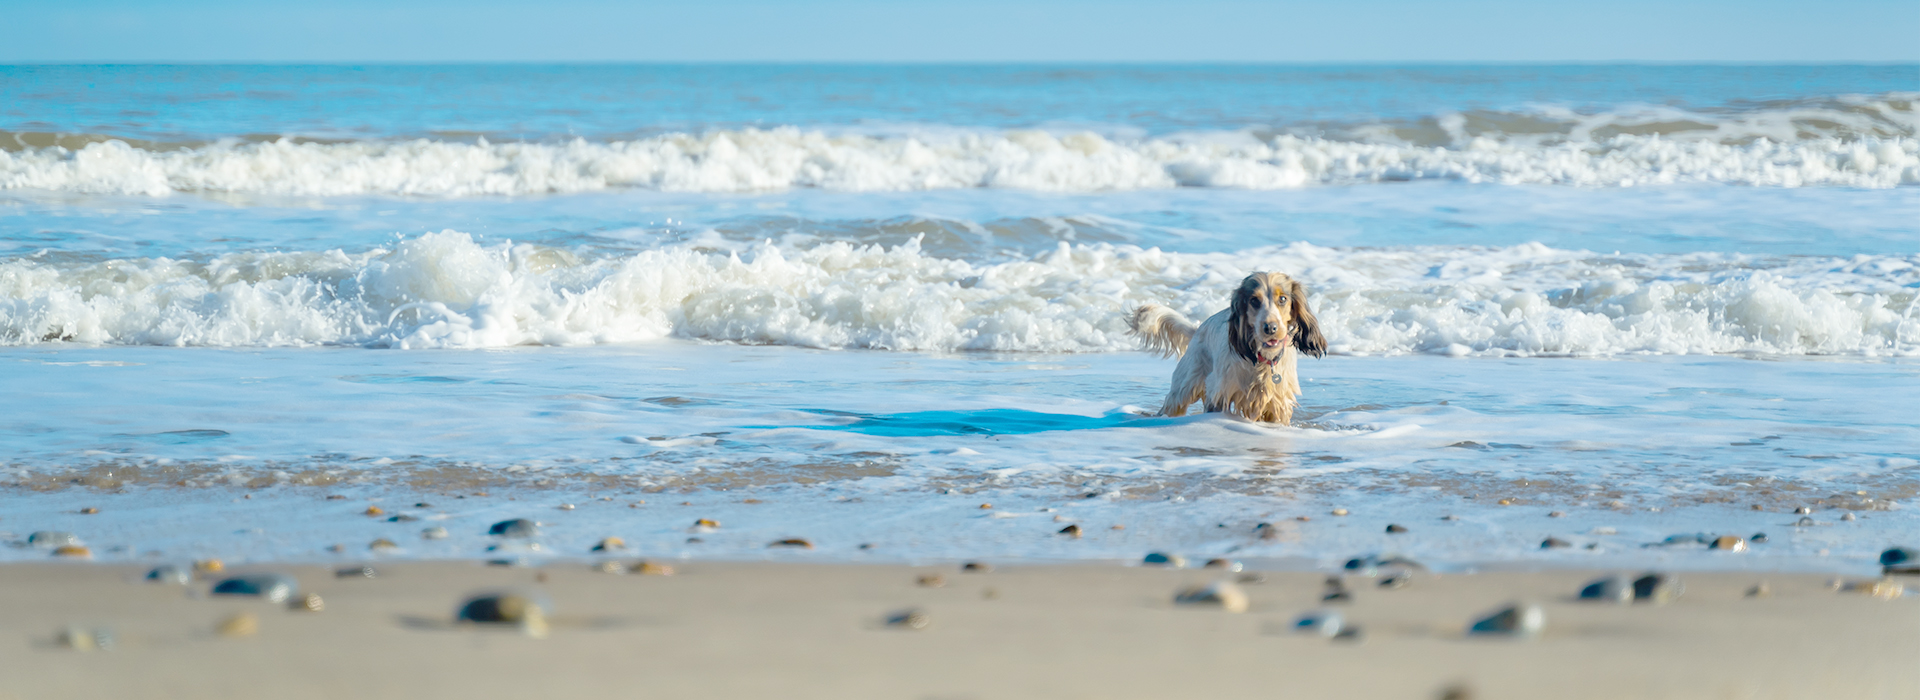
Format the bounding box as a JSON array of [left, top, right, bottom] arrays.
[[1127, 272, 1325, 424]]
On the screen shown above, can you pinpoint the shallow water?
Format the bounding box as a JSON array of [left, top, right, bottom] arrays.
[[3, 64, 1916, 566]]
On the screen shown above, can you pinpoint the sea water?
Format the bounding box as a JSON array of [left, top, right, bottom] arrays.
[[2, 64, 1916, 570]]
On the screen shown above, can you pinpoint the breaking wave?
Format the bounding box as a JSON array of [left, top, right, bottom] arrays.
[[4, 231, 1917, 356], [2, 95, 1915, 196]]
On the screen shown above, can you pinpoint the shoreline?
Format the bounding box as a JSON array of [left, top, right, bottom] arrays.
[[1, 559, 1913, 699]]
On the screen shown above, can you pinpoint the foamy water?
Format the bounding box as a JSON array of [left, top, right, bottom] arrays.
[[4, 64, 1916, 566]]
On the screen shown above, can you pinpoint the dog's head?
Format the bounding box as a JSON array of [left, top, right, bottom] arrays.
[[1228, 271, 1326, 366]]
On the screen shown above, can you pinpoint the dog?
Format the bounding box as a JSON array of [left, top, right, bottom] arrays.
[[1127, 272, 1326, 424]]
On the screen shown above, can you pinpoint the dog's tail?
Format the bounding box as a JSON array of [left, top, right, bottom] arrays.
[[1127, 304, 1198, 359]]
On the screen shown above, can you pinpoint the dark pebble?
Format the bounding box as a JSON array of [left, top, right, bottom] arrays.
[[335, 566, 377, 579], [1385, 524, 1408, 534], [1541, 537, 1571, 549], [1468, 603, 1544, 636], [488, 519, 538, 538], [457, 592, 550, 626], [388, 514, 419, 523], [1796, 516, 1816, 526], [1577, 574, 1632, 603], [768, 538, 814, 549], [961, 561, 993, 573], [27, 531, 78, 548], [1057, 524, 1083, 538], [1881, 547, 1917, 567], [886, 608, 931, 629], [1292, 609, 1343, 637], [145, 565, 190, 585], [212, 573, 298, 603], [1751, 532, 1769, 544], [1631, 573, 1684, 604], [1142, 552, 1186, 567]]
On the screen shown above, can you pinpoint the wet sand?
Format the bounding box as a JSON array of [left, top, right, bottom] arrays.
[[1, 560, 1914, 700]]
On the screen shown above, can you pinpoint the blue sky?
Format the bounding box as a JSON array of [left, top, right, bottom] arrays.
[[5, 0, 1917, 62]]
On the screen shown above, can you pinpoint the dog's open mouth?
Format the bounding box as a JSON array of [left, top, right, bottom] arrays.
[[1262, 338, 1281, 348]]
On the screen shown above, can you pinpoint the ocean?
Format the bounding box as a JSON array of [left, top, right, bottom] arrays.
[[2, 64, 1916, 569]]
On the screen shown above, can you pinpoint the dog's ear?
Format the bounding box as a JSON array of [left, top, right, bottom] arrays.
[[1288, 278, 1326, 358], [1228, 274, 1261, 363]]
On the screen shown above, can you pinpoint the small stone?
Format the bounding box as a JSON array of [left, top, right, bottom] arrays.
[[27, 531, 79, 548], [1541, 537, 1571, 549], [1292, 609, 1344, 637], [1577, 575, 1632, 603], [1295, 516, 1311, 522], [1751, 533, 1769, 544], [456, 593, 550, 638], [1497, 499, 1514, 506], [1142, 552, 1186, 567], [1746, 582, 1771, 598], [363, 506, 384, 516], [1606, 500, 1626, 509], [290, 593, 324, 612], [1880, 547, 1918, 567], [1709, 535, 1746, 552], [1750, 504, 1763, 511], [216, 612, 259, 638], [1836, 579, 1904, 600], [80, 507, 99, 514], [1548, 511, 1565, 518], [686, 537, 703, 544], [422, 526, 450, 540], [1058, 524, 1082, 538], [1468, 603, 1544, 637], [368, 538, 398, 551], [1385, 524, 1408, 534], [488, 519, 538, 538], [1441, 514, 1460, 521], [858, 543, 875, 549], [1111, 524, 1125, 530], [326, 495, 347, 500], [414, 502, 432, 508], [917, 574, 947, 588], [1631, 573, 1684, 604], [1378, 571, 1413, 589], [335, 566, 376, 579], [146, 565, 191, 584], [58, 626, 113, 651], [630, 560, 675, 576], [961, 561, 994, 573], [1794, 506, 1812, 515], [1173, 581, 1249, 613], [558, 504, 575, 511], [1238, 572, 1268, 584], [1322, 577, 1353, 603], [592, 537, 626, 552], [194, 559, 224, 573], [978, 503, 992, 509], [327, 544, 346, 553], [1796, 517, 1816, 527], [769, 538, 814, 549], [886, 609, 931, 629], [387, 514, 419, 522], [212, 573, 298, 603], [52, 545, 92, 559], [596, 560, 625, 574], [1841, 512, 1857, 522], [1331, 508, 1349, 516], [1204, 558, 1242, 572]]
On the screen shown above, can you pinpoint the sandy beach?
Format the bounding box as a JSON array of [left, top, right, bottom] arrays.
[[1, 559, 1913, 700]]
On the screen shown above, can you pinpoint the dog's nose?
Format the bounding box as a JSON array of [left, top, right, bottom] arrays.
[[1262, 321, 1279, 335]]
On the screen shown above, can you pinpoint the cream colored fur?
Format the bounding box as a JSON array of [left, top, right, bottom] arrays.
[[1127, 272, 1322, 425]]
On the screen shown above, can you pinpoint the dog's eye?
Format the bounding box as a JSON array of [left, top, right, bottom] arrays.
[[1276, 295, 1288, 304], [1250, 297, 1262, 308]]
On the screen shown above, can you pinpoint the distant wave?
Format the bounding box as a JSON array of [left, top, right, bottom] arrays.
[[2, 94, 1914, 195], [5, 231, 1916, 356]]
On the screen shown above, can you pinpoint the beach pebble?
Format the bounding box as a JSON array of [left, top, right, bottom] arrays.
[[917, 574, 946, 588], [1577, 575, 1633, 603], [1322, 577, 1353, 603], [1173, 581, 1249, 613], [978, 503, 992, 509], [1835, 579, 1904, 600], [327, 544, 346, 553], [52, 545, 92, 559], [27, 531, 78, 548], [1204, 558, 1242, 572], [1794, 506, 1812, 515], [1746, 582, 1771, 598], [769, 538, 815, 549], [415, 502, 431, 508], [630, 560, 675, 576], [335, 566, 376, 579], [363, 506, 384, 516], [1468, 603, 1544, 637], [80, 507, 99, 514], [557, 504, 575, 511], [1142, 552, 1186, 567], [1378, 571, 1413, 589], [886, 608, 931, 630], [216, 612, 259, 638], [1751, 532, 1768, 544], [290, 593, 324, 612], [456, 592, 550, 638], [368, 538, 398, 551], [1497, 499, 1514, 506], [1540, 537, 1571, 549], [1841, 512, 1857, 521], [692, 518, 720, 529], [596, 560, 625, 574], [195, 559, 224, 573], [1710, 535, 1746, 552], [591, 537, 626, 552], [1548, 511, 1566, 518], [58, 626, 113, 651], [488, 519, 538, 538], [387, 514, 419, 522], [326, 495, 347, 500], [212, 573, 299, 603], [1057, 524, 1082, 538], [1796, 516, 1816, 527], [961, 561, 994, 573], [422, 526, 450, 540], [1441, 514, 1459, 521], [1292, 609, 1344, 637], [1331, 508, 1349, 516], [146, 565, 191, 585], [1632, 573, 1684, 604], [1384, 524, 1408, 534]]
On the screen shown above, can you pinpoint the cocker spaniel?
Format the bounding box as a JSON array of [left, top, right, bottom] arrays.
[[1128, 272, 1326, 424]]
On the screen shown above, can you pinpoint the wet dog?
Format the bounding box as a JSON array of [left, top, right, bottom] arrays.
[[1127, 272, 1326, 424]]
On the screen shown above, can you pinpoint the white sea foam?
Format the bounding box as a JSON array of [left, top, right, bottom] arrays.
[[1, 96, 1915, 195], [4, 231, 1916, 355]]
